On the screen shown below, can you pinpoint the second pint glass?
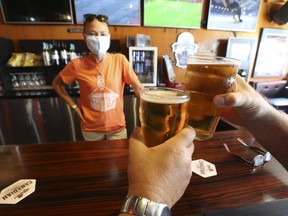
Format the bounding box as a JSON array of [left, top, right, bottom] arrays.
[[185, 55, 241, 140], [139, 87, 190, 147]]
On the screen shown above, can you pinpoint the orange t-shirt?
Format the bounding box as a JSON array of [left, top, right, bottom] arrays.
[[59, 53, 140, 133]]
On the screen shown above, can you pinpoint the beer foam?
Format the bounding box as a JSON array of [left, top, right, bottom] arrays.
[[141, 90, 190, 104]]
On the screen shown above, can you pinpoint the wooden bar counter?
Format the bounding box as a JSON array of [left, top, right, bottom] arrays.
[[1, 129, 288, 215]]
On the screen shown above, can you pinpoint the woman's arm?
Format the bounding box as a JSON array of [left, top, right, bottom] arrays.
[[52, 74, 76, 107], [130, 80, 145, 98], [52, 75, 85, 122]]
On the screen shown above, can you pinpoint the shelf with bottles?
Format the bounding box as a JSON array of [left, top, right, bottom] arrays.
[[128, 46, 158, 86], [18, 39, 122, 67], [42, 41, 80, 67], [4, 42, 81, 68]]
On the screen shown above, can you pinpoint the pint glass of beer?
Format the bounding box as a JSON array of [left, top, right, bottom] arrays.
[[185, 55, 241, 140], [139, 87, 190, 147]]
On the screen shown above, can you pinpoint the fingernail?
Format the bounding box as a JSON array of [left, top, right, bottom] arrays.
[[214, 96, 225, 107]]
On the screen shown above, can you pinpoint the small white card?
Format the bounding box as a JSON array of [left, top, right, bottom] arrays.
[[0, 179, 36, 204], [191, 159, 217, 178]]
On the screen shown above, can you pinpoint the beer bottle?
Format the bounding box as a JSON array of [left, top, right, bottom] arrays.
[[60, 42, 68, 65], [50, 41, 60, 66], [42, 42, 51, 66], [68, 43, 77, 61]]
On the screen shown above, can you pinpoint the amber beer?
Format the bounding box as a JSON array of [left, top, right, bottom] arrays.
[[185, 56, 241, 140], [140, 87, 190, 147]]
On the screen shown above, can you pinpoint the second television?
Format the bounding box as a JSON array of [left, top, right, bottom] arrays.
[[144, 0, 203, 29]]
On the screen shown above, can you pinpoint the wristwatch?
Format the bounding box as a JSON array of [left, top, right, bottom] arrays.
[[120, 195, 171, 216]]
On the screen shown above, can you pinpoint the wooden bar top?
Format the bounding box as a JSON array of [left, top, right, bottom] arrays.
[[1, 129, 288, 215]]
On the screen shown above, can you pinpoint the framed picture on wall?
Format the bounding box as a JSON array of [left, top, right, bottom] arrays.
[[226, 37, 257, 80], [207, 0, 261, 32], [253, 28, 288, 78]]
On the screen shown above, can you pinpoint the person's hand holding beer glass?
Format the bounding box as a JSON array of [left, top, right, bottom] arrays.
[[139, 87, 190, 147], [185, 56, 241, 140]]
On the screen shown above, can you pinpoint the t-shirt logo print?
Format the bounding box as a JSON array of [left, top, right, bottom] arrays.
[[89, 74, 119, 112], [89, 87, 119, 112]]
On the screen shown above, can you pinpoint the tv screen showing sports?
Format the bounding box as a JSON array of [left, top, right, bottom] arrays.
[[74, 0, 141, 26], [0, 0, 73, 24], [144, 0, 203, 29]]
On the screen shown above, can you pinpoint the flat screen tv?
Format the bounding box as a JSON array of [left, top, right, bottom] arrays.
[[144, 0, 203, 29], [74, 0, 140, 26], [0, 0, 73, 24]]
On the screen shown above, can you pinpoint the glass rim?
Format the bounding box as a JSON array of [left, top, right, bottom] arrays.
[[140, 87, 190, 104]]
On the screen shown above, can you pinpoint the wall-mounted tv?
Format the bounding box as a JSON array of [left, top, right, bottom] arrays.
[[74, 0, 140, 26], [0, 0, 73, 24], [144, 0, 203, 29]]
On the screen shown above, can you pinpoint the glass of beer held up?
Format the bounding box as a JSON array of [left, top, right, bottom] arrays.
[[139, 87, 190, 147], [185, 55, 241, 140]]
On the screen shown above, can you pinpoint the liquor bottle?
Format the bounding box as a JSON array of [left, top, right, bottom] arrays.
[[50, 41, 60, 66], [42, 42, 51, 66], [60, 42, 68, 65], [68, 43, 77, 61]]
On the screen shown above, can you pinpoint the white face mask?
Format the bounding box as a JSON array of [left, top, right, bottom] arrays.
[[85, 35, 110, 55]]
